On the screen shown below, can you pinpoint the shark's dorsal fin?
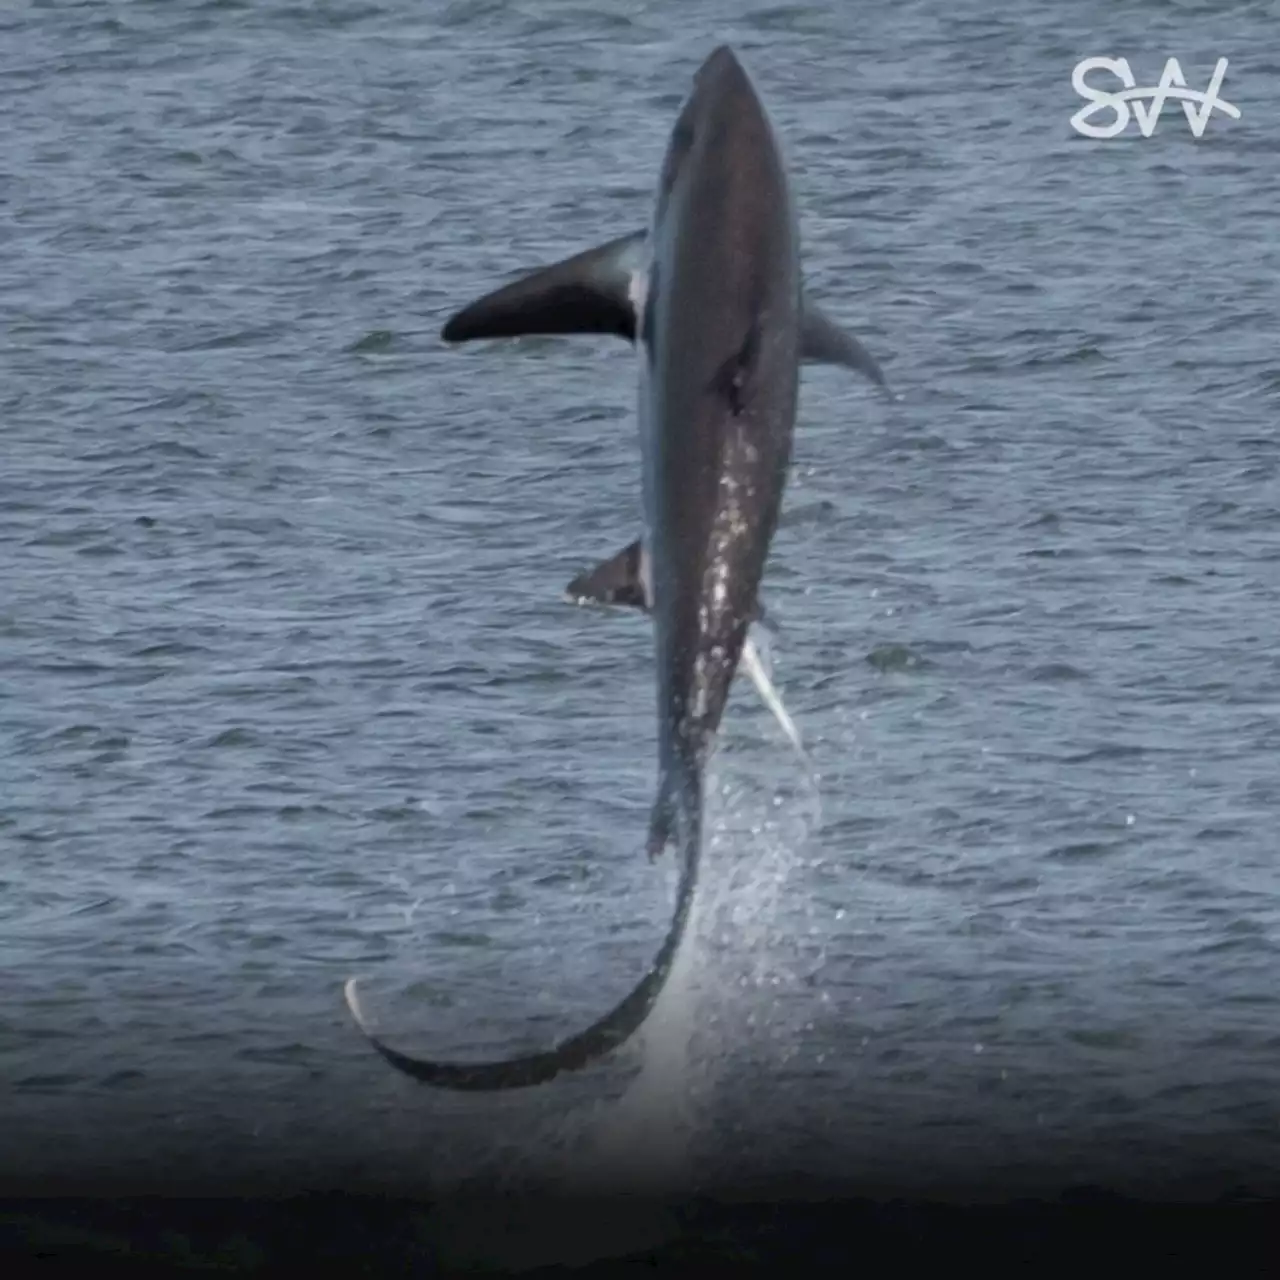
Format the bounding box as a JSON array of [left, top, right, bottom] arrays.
[[441, 231, 648, 344], [801, 297, 890, 392], [563, 539, 773, 628], [564, 539, 648, 610]]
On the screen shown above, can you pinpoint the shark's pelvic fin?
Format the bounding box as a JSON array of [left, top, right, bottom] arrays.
[[441, 231, 648, 344], [740, 634, 806, 762]]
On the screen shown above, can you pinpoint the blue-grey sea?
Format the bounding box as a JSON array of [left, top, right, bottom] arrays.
[[3, 0, 1279, 1203]]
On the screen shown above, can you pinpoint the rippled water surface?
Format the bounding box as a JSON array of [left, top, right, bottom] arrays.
[[4, 0, 1279, 1197]]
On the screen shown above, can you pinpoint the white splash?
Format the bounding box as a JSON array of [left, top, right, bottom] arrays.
[[569, 867, 708, 1198], [554, 655, 821, 1202]]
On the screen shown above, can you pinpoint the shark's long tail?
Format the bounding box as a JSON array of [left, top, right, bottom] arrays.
[[344, 634, 803, 1091], [343, 786, 703, 1092]]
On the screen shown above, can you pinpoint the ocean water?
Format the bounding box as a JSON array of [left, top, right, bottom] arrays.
[[3, 0, 1279, 1200]]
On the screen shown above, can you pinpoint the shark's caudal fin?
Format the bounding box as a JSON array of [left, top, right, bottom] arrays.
[[440, 231, 647, 343], [645, 770, 686, 862], [440, 233, 888, 391], [646, 786, 676, 862], [343, 779, 703, 1092], [646, 743, 706, 862]]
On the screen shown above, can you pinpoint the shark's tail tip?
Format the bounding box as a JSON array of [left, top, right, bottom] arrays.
[[343, 977, 371, 1031]]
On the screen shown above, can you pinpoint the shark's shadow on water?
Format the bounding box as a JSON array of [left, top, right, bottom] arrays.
[[343, 45, 890, 1092]]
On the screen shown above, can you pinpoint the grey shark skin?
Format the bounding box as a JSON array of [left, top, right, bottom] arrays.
[[344, 46, 885, 1091]]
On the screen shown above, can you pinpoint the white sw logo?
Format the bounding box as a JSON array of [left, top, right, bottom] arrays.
[[1070, 57, 1241, 139]]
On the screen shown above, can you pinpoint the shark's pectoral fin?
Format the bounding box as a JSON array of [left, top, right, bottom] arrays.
[[801, 298, 890, 392], [564, 539, 648, 610], [441, 231, 649, 344]]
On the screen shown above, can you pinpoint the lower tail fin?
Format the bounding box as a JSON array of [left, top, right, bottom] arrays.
[[647, 786, 676, 861], [646, 743, 704, 862]]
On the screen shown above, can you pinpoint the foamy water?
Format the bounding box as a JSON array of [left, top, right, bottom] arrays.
[[547, 635, 823, 1199]]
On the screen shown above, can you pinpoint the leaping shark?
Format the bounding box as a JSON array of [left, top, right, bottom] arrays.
[[343, 44, 888, 1090]]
